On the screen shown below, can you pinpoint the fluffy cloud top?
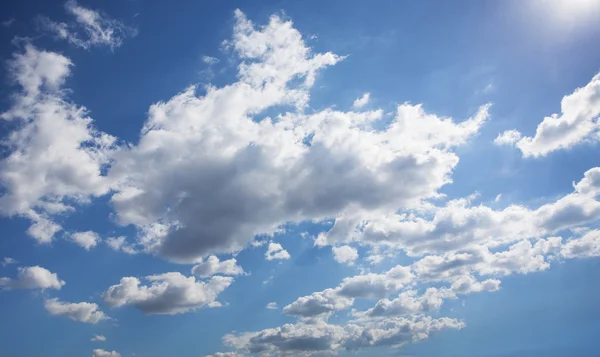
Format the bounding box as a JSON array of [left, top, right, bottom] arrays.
[[265, 242, 291, 261], [496, 72, 600, 157], [92, 349, 120, 357], [70, 231, 101, 250], [352, 92, 370, 109], [102, 272, 232, 315], [44, 298, 107, 324], [332, 245, 359, 265], [91, 335, 106, 342], [191, 256, 245, 278], [0, 266, 65, 290]]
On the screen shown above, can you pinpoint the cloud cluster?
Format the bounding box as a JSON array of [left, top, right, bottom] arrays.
[[102, 272, 232, 315], [265, 242, 291, 261], [332, 245, 358, 265], [221, 316, 464, 356], [92, 349, 120, 357], [40, 0, 136, 50], [70, 231, 101, 250]]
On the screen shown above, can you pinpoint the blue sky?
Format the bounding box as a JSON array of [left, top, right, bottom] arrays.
[[1, 1, 600, 357]]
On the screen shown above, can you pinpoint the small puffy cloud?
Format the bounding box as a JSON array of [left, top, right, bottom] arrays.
[[1, 257, 17, 267], [39, 0, 136, 50], [266, 302, 278, 310], [105, 236, 137, 254], [202, 56, 220, 65], [44, 298, 107, 324], [574, 167, 600, 197], [352, 92, 370, 109], [92, 349, 120, 357], [497, 72, 600, 157], [265, 242, 290, 261], [0, 266, 65, 290], [450, 275, 501, 294], [191, 256, 245, 278], [332, 245, 358, 265], [206, 353, 246, 357], [70, 231, 100, 250], [91, 335, 106, 342], [102, 272, 232, 315], [494, 129, 521, 146], [2, 18, 15, 27]]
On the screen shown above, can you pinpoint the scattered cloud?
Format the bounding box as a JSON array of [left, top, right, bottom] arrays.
[[102, 272, 232, 315], [352, 92, 370, 109], [496, 72, 600, 157], [266, 302, 278, 310], [265, 242, 291, 261], [192, 256, 245, 278], [45, 298, 107, 324], [2, 18, 15, 27], [92, 349, 120, 357], [332, 245, 359, 265], [70, 231, 101, 250], [91, 335, 106, 342], [0, 266, 65, 290], [105, 236, 137, 254], [39, 0, 136, 50], [202, 56, 220, 65], [1, 257, 18, 267]]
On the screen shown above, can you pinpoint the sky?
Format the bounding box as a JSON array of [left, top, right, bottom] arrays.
[[1, 1, 600, 357]]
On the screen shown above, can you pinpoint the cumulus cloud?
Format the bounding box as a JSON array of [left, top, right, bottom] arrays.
[[91, 335, 106, 342], [92, 349, 120, 357], [561, 229, 600, 258], [44, 298, 107, 324], [70, 231, 100, 250], [318, 167, 600, 258], [105, 236, 137, 254], [191, 256, 245, 278], [102, 272, 232, 315], [39, 0, 136, 50], [266, 302, 278, 310], [0, 266, 65, 290], [496, 72, 600, 157], [1, 257, 17, 267], [265, 242, 291, 261], [283, 265, 413, 318], [352, 92, 370, 109], [102, 10, 488, 264], [0, 45, 116, 243], [221, 316, 464, 356], [332, 245, 358, 265]]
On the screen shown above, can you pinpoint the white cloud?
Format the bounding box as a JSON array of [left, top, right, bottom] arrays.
[[191, 256, 245, 278], [70, 231, 101, 250], [265, 242, 291, 261], [44, 298, 107, 324], [91, 335, 106, 342], [0, 45, 116, 243], [0, 266, 65, 290], [352, 92, 370, 109], [332, 245, 358, 265], [92, 349, 120, 357], [103, 10, 487, 264], [283, 265, 413, 318], [202, 56, 220, 65], [40, 0, 136, 50], [561, 229, 600, 258], [496, 72, 600, 157], [266, 302, 278, 310], [105, 236, 137, 254], [206, 353, 246, 357], [494, 129, 521, 146], [222, 316, 464, 355], [1, 257, 17, 267], [102, 272, 232, 315]]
